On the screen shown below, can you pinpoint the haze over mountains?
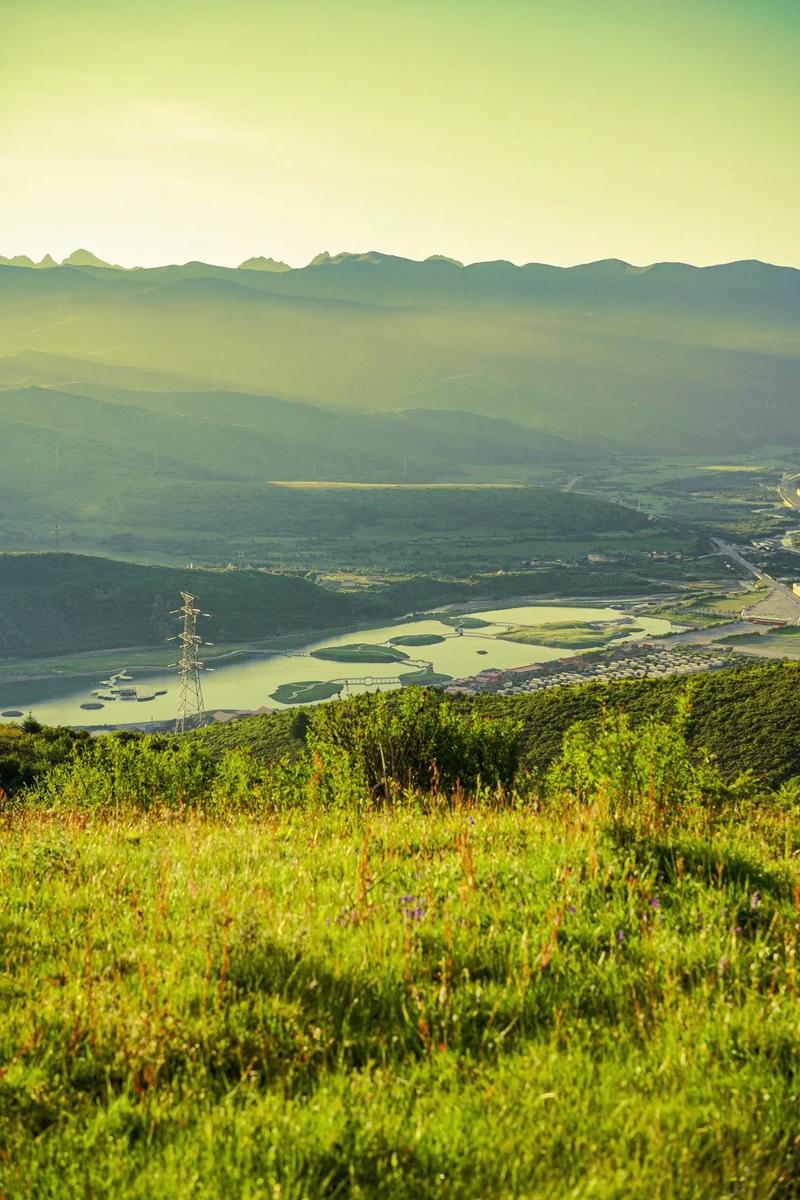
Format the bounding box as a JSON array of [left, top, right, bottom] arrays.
[[1, 249, 798, 559]]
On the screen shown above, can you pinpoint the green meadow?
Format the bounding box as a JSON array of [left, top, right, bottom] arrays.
[[1, 690, 799, 1197]]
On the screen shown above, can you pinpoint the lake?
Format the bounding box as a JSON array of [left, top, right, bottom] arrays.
[[1, 604, 674, 727]]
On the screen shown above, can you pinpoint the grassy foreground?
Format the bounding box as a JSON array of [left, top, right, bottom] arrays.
[[2, 700, 800, 1197]]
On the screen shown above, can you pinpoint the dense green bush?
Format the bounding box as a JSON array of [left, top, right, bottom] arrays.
[[472, 660, 800, 786], [0, 722, 90, 799], [307, 688, 521, 801]]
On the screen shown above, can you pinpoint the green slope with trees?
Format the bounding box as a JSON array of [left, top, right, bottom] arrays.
[[191, 662, 800, 788]]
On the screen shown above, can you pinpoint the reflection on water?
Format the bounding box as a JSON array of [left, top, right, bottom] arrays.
[[1, 605, 674, 727]]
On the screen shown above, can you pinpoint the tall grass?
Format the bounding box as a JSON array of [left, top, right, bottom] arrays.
[[1, 704, 799, 1197]]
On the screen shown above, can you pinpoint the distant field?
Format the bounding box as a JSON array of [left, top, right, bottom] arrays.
[[724, 627, 800, 659], [267, 481, 529, 490], [645, 586, 770, 630], [700, 464, 768, 472]]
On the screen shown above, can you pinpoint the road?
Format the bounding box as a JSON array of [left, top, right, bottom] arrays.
[[710, 538, 765, 581], [777, 473, 800, 511], [663, 620, 765, 646], [711, 537, 800, 623]]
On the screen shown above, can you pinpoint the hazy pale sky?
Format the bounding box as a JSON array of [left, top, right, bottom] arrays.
[[2, 0, 798, 268]]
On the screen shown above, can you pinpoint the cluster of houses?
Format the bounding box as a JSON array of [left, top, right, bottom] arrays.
[[443, 641, 743, 698]]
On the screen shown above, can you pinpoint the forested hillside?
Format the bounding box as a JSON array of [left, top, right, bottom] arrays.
[[0, 554, 383, 657]]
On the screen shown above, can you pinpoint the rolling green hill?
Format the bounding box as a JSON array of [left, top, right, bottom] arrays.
[[0, 382, 650, 568], [194, 661, 800, 787], [0, 553, 387, 658]]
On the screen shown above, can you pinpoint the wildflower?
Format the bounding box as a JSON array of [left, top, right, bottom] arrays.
[[734, 926, 743, 935], [650, 896, 660, 909], [617, 930, 626, 944], [751, 892, 761, 909], [401, 894, 426, 922], [568, 904, 576, 915], [469, 816, 476, 826]]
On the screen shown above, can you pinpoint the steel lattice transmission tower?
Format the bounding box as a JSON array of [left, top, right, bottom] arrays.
[[170, 592, 211, 732]]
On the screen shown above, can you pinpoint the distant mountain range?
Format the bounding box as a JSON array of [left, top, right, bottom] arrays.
[[0, 248, 798, 557], [0, 248, 115, 269]]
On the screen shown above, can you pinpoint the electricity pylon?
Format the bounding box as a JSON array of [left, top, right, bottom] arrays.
[[170, 592, 211, 732]]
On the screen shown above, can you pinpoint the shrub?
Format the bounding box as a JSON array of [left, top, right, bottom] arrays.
[[306, 688, 521, 802], [0, 723, 90, 799], [32, 735, 219, 813], [546, 695, 740, 840]]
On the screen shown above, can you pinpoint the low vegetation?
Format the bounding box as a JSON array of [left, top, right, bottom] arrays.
[[269, 680, 344, 705], [388, 633, 446, 647], [498, 619, 637, 649], [398, 667, 453, 686], [310, 643, 411, 664], [0, 716, 89, 796], [1, 691, 799, 1197], [186, 660, 800, 789]]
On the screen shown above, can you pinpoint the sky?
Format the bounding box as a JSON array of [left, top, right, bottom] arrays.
[[1, 0, 799, 269]]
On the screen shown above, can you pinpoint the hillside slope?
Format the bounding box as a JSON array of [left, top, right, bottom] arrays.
[[196, 661, 800, 787], [0, 554, 385, 658]]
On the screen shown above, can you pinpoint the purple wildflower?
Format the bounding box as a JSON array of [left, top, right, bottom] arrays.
[[617, 930, 626, 944], [650, 896, 660, 909], [401, 895, 426, 922], [751, 892, 761, 909], [568, 904, 576, 915], [469, 816, 476, 826], [735, 926, 743, 935]]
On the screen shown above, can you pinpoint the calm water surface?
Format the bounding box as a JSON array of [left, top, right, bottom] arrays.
[[2, 605, 673, 727]]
